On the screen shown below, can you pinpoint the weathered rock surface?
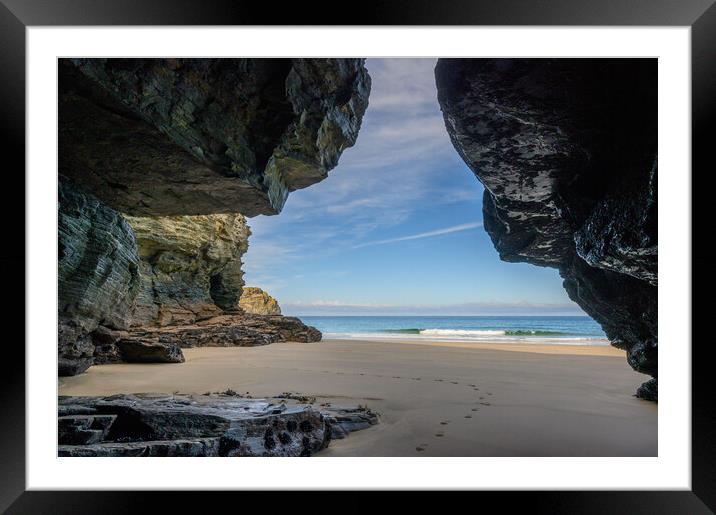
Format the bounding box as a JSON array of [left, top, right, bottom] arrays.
[[239, 286, 282, 315], [59, 58, 371, 217], [119, 311, 321, 351], [58, 393, 377, 457], [58, 176, 141, 376], [59, 438, 221, 457], [58, 414, 117, 445], [125, 214, 250, 326], [322, 406, 380, 439], [436, 58, 658, 400]]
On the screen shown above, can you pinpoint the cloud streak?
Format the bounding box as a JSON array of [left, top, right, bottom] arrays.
[[281, 300, 586, 316], [353, 222, 483, 248]]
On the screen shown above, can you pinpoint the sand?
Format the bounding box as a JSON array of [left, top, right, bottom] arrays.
[[58, 338, 657, 457]]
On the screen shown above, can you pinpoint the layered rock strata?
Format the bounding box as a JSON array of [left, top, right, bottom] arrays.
[[435, 58, 657, 400], [115, 311, 321, 356], [58, 393, 378, 457], [59, 58, 371, 217], [58, 177, 141, 376], [239, 286, 282, 315]]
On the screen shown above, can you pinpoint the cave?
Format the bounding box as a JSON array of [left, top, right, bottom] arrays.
[[209, 273, 234, 311], [57, 57, 657, 403]]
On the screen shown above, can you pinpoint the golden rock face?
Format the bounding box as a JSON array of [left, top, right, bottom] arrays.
[[239, 287, 282, 316], [124, 214, 251, 326]]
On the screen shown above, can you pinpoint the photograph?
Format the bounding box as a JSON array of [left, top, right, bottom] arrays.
[[56, 56, 658, 458], [3, 0, 706, 508]]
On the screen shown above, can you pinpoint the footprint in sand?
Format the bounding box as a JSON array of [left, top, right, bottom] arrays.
[[471, 408, 479, 412], [416, 444, 428, 451], [440, 420, 450, 426], [480, 402, 491, 406], [464, 415, 472, 419], [435, 432, 445, 437], [434, 379, 443, 382], [450, 381, 459, 385], [479, 396, 485, 400]]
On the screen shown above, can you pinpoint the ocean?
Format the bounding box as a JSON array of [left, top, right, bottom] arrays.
[[299, 315, 609, 345]]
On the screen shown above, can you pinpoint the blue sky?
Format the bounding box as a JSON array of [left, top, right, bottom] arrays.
[[243, 58, 586, 316]]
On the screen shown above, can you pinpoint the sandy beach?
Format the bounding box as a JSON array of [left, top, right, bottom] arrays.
[[58, 339, 657, 457]]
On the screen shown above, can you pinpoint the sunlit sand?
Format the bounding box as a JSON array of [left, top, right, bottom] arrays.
[[59, 338, 657, 457]]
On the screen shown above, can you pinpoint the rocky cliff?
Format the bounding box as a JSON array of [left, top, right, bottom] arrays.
[[125, 214, 250, 326], [239, 287, 282, 315], [57, 58, 366, 375], [435, 58, 658, 400]]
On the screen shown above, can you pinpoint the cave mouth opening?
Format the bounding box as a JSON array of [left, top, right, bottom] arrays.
[[209, 273, 234, 311]]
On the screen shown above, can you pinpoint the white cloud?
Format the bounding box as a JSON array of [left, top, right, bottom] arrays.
[[353, 222, 483, 248]]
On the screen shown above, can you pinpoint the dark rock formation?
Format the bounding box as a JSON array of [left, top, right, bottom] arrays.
[[59, 58, 371, 217], [58, 177, 141, 376], [118, 311, 321, 351], [58, 393, 377, 457], [58, 414, 117, 445], [435, 58, 657, 400], [59, 438, 222, 457]]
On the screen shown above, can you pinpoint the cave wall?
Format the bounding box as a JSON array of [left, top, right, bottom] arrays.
[[58, 176, 141, 375], [435, 58, 658, 400]]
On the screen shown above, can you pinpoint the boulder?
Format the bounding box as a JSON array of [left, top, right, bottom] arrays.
[[114, 338, 185, 364], [435, 58, 658, 399]]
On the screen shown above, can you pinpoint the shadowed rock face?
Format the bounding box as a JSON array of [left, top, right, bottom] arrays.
[[435, 58, 657, 400], [59, 58, 371, 216], [58, 177, 141, 375]]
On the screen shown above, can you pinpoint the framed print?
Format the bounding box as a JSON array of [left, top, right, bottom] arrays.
[[1, 0, 709, 512]]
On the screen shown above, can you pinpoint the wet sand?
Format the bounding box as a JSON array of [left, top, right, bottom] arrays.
[[58, 339, 657, 456]]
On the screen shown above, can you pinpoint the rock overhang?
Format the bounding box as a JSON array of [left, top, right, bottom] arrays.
[[59, 58, 371, 217]]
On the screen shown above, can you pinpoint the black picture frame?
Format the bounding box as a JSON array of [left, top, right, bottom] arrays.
[[1, 0, 709, 512]]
